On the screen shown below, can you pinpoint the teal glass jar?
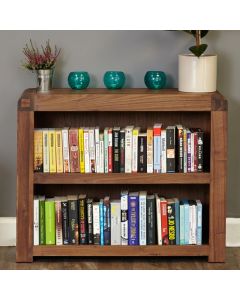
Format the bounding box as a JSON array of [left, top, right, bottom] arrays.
[[68, 71, 90, 90], [103, 71, 125, 89], [144, 71, 166, 89]]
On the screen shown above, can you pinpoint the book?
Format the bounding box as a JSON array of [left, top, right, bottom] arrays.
[[139, 191, 147, 245], [180, 201, 185, 245], [120, 190, 128, 245], [69, 128, 79, 173], [99, 199, 104, 245], [147, 128, 153, 173], [99, 133, 104, 173], [160, 198, 168, 245], [138, 133, 147, 172], [132, 127, 140, 173], [45, 198, 56, 245], [196, 200, 202, 245], [89, 127, 96, 173], [48, 129, 56, 173], [103, 196, 111, 245], [86, 198, 93, 244], [183, 128, 188, 173], [183, 199, 189, 245], [104, 128, 109, 173], [39, 196, 46, 245], [174, 198, 180, 245], [33, 196, 39, 245], [125, 126, 134, 173], [79, 128, 85, 173], [146, 194, 156, 245], [176, 125, 184, 173], [190, 129, 198, 173], [93, 201, 100, 245], [42, 129, 49, 173], [110, 200, 121, 245], [55, 129, 63, 173], [167, 199, 176, 245], [95, 127, 100, 173], [153, 124, 162, 173], [79, 194, 87, 244], [166, 126, 176, 173], [34, 129, 43, 172], [67, 195, 79, 244], [55, 197, 63, 245], [196, 129, 204, 172], [120, 129, 125, 173], [161, 129, 167, 173], [108, 128, 113, 173], [84, 128, 90, 173], [155, 194, 162, 245], [61, 200, 69, 245], [128, 192, 139, 245], [62, 128, 70, 173], [113, 127, 120, 173], [187, 129, 191, 172], [189, 200, 197, 244]]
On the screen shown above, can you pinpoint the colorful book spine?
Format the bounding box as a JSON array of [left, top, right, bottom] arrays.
[[39, 196, 45, 245], [161, 129, 166, 173], [167, 199, 176, 245], [160, 198, 168, 245], [180, 201, 185, 245], [55, 199, 63, 245], [86, 198, 93, 244], [120, 129, 125, 173], [34, 129, 43, 172], [183, 129, 188, 173], [153, 124, 161, 173], [79, 128, 85, 173], [196, 129, 204, 172], [68, 196, 79, 244], [93, 202, 100, 245], [177, 125, 184, 173], [45, 199, 56, 245], [175, 198, 180, 245], [104, 128, 109, 173], [187, 130, 191, 172], [132, 127, 140, 173], [99, 199, 104, 245], [62, 128, 70, 173], [113, 127, 120, 173], [61, 201, 69, 245], [79, 194, 87, 244], [108, 128, 113, 173], [138, 133, 147, 172], [189, 200, 197, 244], [183, 200, 189, 245], [166, 126, 176, 173], [146, 194, 156, 245], [43, 129, 49, 173], [84, 128, 90, 173], [110, 200, 121, 245], [128, 192, 139, 245], [139, 191, 147, 245], [99, 133, 104, 173], [155, 194, 162, 245], [147, 128, 153, 173], [125, 126, 133, 173], [48, 129, 56, 173], [196, 200, 202, 245], [69, 128, 79, 173], [55, 129, 63, 173], [120, 191, 128, 245], [89, 127, 96, 173], [190, 131, 195, 172], [103, 196, 111, 245], [95, 127, 100, 173], [33, 196, 39, 245]]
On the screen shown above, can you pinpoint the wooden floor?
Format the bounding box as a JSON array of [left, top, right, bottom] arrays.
[[0, 247, 239, 269]]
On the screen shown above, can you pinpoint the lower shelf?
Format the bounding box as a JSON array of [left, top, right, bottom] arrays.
[[33, 245, 209, 257]]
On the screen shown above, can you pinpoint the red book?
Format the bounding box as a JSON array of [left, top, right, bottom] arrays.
[[69, 128, 80, 172], [160, 199, 169, 245], [108, 128, 113, 173]]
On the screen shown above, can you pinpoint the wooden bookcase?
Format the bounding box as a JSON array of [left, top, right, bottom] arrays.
[[16, 88, 227, 263]]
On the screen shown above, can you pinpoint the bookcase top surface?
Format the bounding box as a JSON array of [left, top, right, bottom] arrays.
[[18, 88, 227, 112]]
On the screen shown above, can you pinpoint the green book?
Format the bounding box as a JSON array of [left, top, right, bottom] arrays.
[[45, 198, 56, 245], [39, 196, 46, 245]]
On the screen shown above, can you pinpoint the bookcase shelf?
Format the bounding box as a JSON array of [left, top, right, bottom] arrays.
[[17, 88, 227, 263]]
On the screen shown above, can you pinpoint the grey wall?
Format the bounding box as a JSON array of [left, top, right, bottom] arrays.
[[0, 30, 239, 217]]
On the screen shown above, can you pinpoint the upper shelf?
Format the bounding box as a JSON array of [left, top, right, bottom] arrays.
[[18, 88, 227, 112]]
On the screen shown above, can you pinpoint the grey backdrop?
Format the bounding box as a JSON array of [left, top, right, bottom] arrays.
[[0, 30, 239, 217]]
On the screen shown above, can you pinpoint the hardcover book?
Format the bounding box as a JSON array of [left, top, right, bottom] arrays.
[[180, 200, 185, 245], [110, 200, 121, 245], [153, 124, 162, 173], [113, 127, 120, 173], [187, 129, 191, 172], [48, 129, 56, 173], [67, 195, 79, 244], [89, 127, 96, 173], [103, 196, 111, 245], [167, 199, 176, 245], [183, 128, 188, 173], [99, 133, 104, 173], [69, 128, 80, 173], [99, 199, 104, 245], [147, 128, 153, 173], [45, 198, 56, 245], [104, 127, 109, 173], [174, 198, 180, 245], [34, 129, 43, 172], [189, 200, 197, 244], [139, 191, 147, 245], [95, 127, 100, 173], [194, 128, 204, 172], [120, 190, 128, 245], [196, 200, 202, 245], [161, 129, 166, 173], [166, 126, 176, 173], [39, 196, 46, 245], [55, 197, 63, 245], [86, 198, 93, 244], [176, 125, 184, 173], [183, 199, 189, 245], [43, 129, 49, 173], [61, 200, 69, 244], [138, 133, 147, 173], [108, 128, 113, 173], [132, 127, 140, 173], [146, 194, 156, 245], [33, 196, 39, 245], [84, 128, 90, 173], [125, 126, 134, 173], [160, 198, 168, 245], [155, 194, 162, 245], [78, 128, 85, 173], [120, 129, 125, 173], [62, 128, 70, 173], [128, 192, 139, 245], [79, 194, 88, 244], [55, 129, 63, 173], [93, 201, 100, 245]]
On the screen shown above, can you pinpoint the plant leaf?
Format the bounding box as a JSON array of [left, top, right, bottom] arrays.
[[189, 44, 208, 57]]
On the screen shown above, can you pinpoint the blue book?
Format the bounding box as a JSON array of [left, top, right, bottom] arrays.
[[128, 192, 139, 245], [196, 200, 202, 245], [99, 199, 104, 245], [179, 201, 185, 245], [174, 198, 180, 245], [183, 200, 189, 244]]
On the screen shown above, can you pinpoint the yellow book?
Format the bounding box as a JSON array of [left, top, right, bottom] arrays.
[[79, 128, 85, 173], [132, 127, 140, 173], [34, 129, 43, 172], [147, 128, 153, 173], [55, 129, 63, 173], [48, 129, 56, 173]]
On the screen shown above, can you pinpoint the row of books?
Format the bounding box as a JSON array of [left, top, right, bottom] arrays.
[[33, 192, 203, 246], [34, 125, 204, 174]]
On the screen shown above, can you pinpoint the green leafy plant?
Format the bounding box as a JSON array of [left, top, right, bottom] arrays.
[[184, 30, 209, 57]]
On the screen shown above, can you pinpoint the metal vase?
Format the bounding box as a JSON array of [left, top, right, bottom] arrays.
[[36, 69, 54, 92]]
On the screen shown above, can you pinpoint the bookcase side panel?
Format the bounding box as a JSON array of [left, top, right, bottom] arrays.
[[16, 110, 34, 262]]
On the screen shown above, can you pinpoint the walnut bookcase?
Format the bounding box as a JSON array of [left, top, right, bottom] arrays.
[[16, 88, 227, 263]]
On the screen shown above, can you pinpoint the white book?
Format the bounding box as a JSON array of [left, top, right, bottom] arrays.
[[161, 129, 166, 173], [33, 196, 39, 246], [95, 127, 100, 173], [108, 128, 113, 173], [99, 133, 104, 173], [191, 132, 194, 172], [111, 200, 121, 245], [155, 194, 162, 245], [120, 190, 128, 245], [93, 202, 100, 240], [62, 128, 70, 173], [89, 128, 96, 173], [147, 128, 153, 173], [139, 191, 147, 245], [84, 128, 90, 173], [55, 197, 63, 245], [189, 201, 197, 244], [104, 128, 109, 173], [125, 126, 134, 173], [132, 127, 140, 172], [43, 129, 49, 172]]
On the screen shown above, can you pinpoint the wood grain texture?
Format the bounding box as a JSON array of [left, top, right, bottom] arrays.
[[16, 111, 34, 262], [209, 110, 227, 262]]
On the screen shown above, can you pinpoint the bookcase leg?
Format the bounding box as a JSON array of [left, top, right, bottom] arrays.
[[208, 110, 227, 263], [16, 110, 34, 263]]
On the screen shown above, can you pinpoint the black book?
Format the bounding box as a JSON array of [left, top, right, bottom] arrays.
[[166, 126, 176, 173], [138, 133, 147, 172], [113, 127, 120, 173], [120, 129, 125, 173], [61, 201, 69, 245], [79, 194, 88, 244], [86, 198, 93, 244], [146, 194, 157, 245], [67, 195, 79, 244], [196, 129, 204, 172], [167, 199, 176, 245], [176, 125, 184, 173], [103, 196, 111, 245]]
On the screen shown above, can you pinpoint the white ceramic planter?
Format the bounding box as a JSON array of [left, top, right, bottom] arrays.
[[178, 54, 217, 92]]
